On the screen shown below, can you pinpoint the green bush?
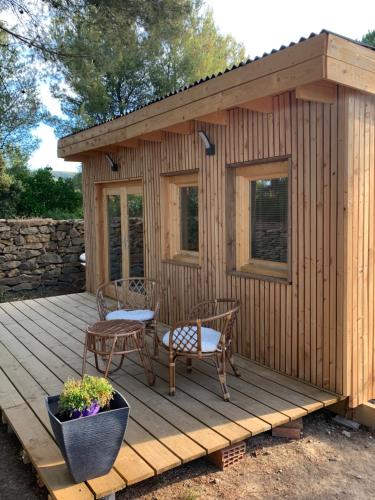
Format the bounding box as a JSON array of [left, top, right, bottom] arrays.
[[58, 375, 114, 417]]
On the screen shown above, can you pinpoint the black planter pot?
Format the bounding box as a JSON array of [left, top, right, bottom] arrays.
[[46, 391, 130, 483]]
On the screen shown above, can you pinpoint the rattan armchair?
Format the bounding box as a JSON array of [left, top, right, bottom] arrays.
[[162, 299, 240, 401], [96, 278, 160, 356]]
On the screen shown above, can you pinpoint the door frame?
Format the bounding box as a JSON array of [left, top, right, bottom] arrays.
[[94, 179, 144, 291]]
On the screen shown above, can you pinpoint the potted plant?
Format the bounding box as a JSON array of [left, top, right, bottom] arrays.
[[45, 375, 130, 483]]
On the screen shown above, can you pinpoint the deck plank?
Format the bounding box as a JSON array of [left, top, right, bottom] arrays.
[[0, 293, 341, 495], [0, 370, 93, 500], [12, 299, 228, 459], [0, 312, 169, 482], [0, 302, 208, 469]]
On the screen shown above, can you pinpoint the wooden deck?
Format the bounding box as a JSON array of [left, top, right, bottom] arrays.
[[0, 293, 341, 499]]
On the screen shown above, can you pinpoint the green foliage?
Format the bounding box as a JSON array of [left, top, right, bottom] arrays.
[[0, 31, 46, 153], [58, 375, 114, 417], [49, 1, 246, 133], [0, 157, 83, 219], [362, 30, 375, 47], [18, 167, 83, 219]]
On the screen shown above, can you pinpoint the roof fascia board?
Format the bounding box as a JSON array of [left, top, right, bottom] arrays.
[[60, 55, 326, 158], [58, 33, 328, 156]]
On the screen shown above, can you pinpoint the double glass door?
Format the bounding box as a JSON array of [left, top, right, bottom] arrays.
[[101, 183, 144, 284]]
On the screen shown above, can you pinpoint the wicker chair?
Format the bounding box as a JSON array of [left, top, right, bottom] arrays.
[[96, 278, 160, 356], [162, 299, 240, 401]]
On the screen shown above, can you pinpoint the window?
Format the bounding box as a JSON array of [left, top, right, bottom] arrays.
[[233, 160, 289, 279], [161, 172, 199, 264], [180, 186, 199, 252]]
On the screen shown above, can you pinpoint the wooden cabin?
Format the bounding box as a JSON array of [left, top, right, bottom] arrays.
[[58, 30, 375, 412]]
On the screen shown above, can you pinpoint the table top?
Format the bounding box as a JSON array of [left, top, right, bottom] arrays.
[[87, 319, 144, 336]]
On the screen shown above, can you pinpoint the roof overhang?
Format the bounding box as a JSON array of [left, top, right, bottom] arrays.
[[58, 32, 375, 160]]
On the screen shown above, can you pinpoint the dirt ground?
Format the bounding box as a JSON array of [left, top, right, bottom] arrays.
[[1, 409, 374, 500]]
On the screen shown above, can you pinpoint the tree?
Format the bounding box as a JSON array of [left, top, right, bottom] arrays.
[[49, 1, 246, 133], [0, 31, 45, 154], [362, 30, 375, 47], [18, 167, 83, 218]]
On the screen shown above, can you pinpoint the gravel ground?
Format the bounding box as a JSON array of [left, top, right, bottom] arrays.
[[1, 410, 374, 500]]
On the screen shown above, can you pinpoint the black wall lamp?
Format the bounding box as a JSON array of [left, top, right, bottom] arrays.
[[198, 130, 215, 156], [105, 153, 119, 172]]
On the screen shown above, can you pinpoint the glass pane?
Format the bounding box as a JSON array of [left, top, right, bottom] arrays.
[[180, 186, 199, 252], [128, 194, 144, 277], [107, 195, 122, 280], [250, 177, 288, 263]]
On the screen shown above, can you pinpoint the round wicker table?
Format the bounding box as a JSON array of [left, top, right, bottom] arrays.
[[82, 319, 155, 385]]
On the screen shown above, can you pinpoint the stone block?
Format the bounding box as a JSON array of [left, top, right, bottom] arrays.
[[0, 232, 12, 240], [62, 254, 80, 263], [19, 249, 43, 259], [0, 254, 17, 263], [39, 226, 52, 234], [57, 240, 70, 247], [70, 227, 80, 238], [0, 225, 11, 232], [20, 227, 39, 235], [3, 246, 18, 254], [19, 259, 37, 272], [42, 268, 62, 278], [7, 268, 20, 277], [14, 235, 26, 246], [0, 276, 23, 285], [0, 285, 10, 292], [71, 237, 84, 246], [65, 246, 83, 254], [46, 241, 58, 250], [12, 282, 35, 291], [0, 261, 20, 271], [25, 234, 50, 243], [37, 253, 62, 265], [24, 243, 44, 250]]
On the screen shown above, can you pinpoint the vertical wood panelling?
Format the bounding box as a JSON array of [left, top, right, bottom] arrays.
[[342, 88, 375, 407], [80, 89, 371, 400]]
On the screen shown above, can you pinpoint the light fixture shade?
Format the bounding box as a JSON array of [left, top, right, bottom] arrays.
[[198, 130, 215, 156], [105, 153, 119, 172]]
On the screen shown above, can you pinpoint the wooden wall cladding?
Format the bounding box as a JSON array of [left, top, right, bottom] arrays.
[[82, 88, 375, 405], [342, 88, 375, 407]]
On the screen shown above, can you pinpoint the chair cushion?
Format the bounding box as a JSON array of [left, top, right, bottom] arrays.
[[162, 326, 221, 353], [106, 309, 155, 321]]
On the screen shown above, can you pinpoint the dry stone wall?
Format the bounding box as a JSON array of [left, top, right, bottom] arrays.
[[0, 219, 85, 295]]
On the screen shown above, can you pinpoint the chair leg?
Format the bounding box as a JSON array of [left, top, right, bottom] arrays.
[[104, 337, 117, 379], [135, 333, 155, 386], [226, 346, 241, 377], [215, 352, 230, 402], [186, 358, 193, 373], [152, 322, 160, 358], [169, 353, 176, 396]]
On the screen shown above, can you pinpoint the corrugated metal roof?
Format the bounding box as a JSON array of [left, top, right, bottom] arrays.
[[62, 30, 374, 139]]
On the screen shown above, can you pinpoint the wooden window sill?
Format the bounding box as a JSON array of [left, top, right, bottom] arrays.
[[228, 270, 291, 285], [162, 257, 200, 268]]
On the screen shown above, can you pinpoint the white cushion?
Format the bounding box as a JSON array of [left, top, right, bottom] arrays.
[[106, 309, 155, 321], [162, 326, 221, 353]]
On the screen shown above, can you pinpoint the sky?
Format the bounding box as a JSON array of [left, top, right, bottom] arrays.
[[29, 0, 374, 173]]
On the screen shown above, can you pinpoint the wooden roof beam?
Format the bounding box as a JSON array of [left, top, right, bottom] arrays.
[[116, 138, 141, 148], [296, 81, 337, 104], [139, 131, 164, 142], [163, 121, 194, 135], [95, 145, 122, 153], [238, 96, 274, 113], [196, 110, 228, 126], [64, 152, 96, 162]]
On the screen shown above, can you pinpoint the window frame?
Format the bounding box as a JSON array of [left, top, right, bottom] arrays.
[[234, 159, 290, 280], [161, 172, 200, 266]]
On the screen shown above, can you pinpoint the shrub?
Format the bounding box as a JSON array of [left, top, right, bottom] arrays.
[[58, 375, 114, 418]]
